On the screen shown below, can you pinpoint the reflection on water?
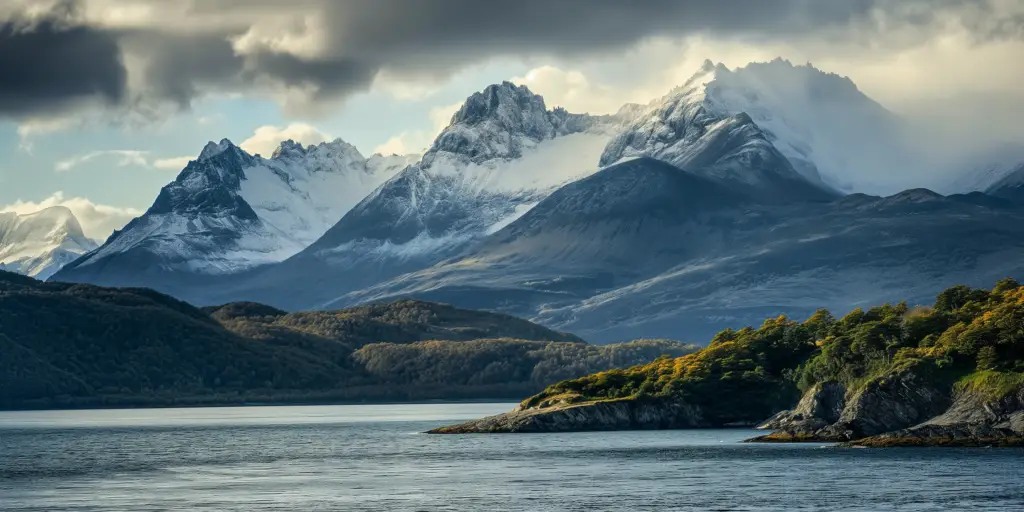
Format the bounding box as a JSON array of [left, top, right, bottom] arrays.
[[2, 403, 1022, 511]]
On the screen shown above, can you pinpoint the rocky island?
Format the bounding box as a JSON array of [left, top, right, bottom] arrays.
[[431, 280, 1024, 447]]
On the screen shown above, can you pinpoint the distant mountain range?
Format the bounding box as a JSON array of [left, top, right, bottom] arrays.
[[0, 206, 97, 279], [32, 58, 1024, 342]]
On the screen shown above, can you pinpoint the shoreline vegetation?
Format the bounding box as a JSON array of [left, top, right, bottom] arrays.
[[6, 268, 1024, 447], [431, 280, 1024, 447]]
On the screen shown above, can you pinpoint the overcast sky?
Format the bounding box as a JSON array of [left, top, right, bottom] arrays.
[[2, 0, 1023, 239]]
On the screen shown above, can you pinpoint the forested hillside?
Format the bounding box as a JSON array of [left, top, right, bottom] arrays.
[[0, 271, 696, 409]]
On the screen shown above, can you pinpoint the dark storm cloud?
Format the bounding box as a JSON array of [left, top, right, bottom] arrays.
[[120, 31, 243, 108], [0, 7, 126, 117], [0, 0, 1020, 118], [318, 0, 877, 55]]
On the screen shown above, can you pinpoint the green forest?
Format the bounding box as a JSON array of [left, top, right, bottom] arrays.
[[523, 278, 1024, 425], [0, 271, 697, 409]]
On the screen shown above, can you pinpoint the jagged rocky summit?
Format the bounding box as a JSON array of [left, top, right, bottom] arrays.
[[51, 137, 414, 295]]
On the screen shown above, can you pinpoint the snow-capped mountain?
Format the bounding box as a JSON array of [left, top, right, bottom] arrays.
[[984, 163, 1024, 201], [0, 207, 97, 279], [52, 138, 414, 288], [229, 81, 618, 309], [44, 58, 1024, 344], [311, 81, 612, 259], [604, 59, 908, 195]]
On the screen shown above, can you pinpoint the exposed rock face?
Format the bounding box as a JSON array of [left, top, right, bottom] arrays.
[[818, 371, 951, 440], [853, 384, 1024, 447], [428, 398, 706, 434], [750, 371, 950, 442], [757, 381, 845, 434]]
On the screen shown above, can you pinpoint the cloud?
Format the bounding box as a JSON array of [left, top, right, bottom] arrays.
[[0, 191, 142, 240], [372, 101, 461, 155], [511, 66, 624, 115], [197, 114, 222, 125], [15, 115, 82, 153], [151, 155, 192, 170], [53, 149, 189, 171], [3, 0, 1024, 120], [0, 1, 127, 118], [55, 149, 149, 172], [239, 122, 332, 156]]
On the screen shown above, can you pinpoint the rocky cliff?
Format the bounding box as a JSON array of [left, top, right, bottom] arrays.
[[750, 370, 952, 442], [852, 374, 1024, 447]]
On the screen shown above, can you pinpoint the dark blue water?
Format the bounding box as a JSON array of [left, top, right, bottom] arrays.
[[1, 404, 1022, 511]]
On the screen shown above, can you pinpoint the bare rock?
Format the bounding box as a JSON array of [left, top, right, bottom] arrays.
[[427, 398, 706, 434]]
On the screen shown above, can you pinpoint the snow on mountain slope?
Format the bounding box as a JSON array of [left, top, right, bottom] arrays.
[[303, 82, 614, 262], [54, 138, 414, 280], [983, 162, 1024, 201], [226, 82, 619, 310], [604, 59, 907, 195], [0, 207, 97, 279]]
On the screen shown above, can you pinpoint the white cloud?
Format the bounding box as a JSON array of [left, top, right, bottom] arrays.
[[372, 134, 420, 156], [53, 150, 189, 172], [512, 66, 623, 114], [16, 117, 80, 152], [240, 122, 333, 156], [371, 101, 461, 155], [152, 156, 193, 171], [55, 150, 150, 172], [370, 68, 449, 101], [1, 192, 143, 241], [197, 114, 222, 125], [231, 14, 330, 61]]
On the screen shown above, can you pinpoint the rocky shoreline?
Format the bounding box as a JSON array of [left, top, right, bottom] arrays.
[[430, 371, 1024, 447], [428, 398, 710, 434]]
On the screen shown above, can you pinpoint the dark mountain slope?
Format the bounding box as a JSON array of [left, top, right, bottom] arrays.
[[346, 168, 1024, 342]]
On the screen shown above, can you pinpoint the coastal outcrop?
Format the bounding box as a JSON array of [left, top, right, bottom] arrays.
[[428, 398, 707, 434], [752, 370, 951, 442], [431, 280, 1024, 447], [852, 375, 1024, 447]]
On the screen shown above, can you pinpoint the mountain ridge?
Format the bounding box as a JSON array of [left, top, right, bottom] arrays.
[[43, 59, 1024, 345], [53, 136, 415, 283]]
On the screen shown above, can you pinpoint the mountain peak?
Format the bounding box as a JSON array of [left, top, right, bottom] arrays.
[[636, 57, 903, 193], [271, 139, 306, 158], [198, 138, 240, 160], [0, 206, 95, 279], [447, 81, 548, 129], [270, 138, 364, 162], [423, 80, 594, 165]]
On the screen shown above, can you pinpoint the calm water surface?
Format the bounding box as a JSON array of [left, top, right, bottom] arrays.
[[1, 403, 1022, 511]]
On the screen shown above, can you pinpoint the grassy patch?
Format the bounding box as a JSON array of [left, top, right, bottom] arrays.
[[955, 371, 1024, 401]]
